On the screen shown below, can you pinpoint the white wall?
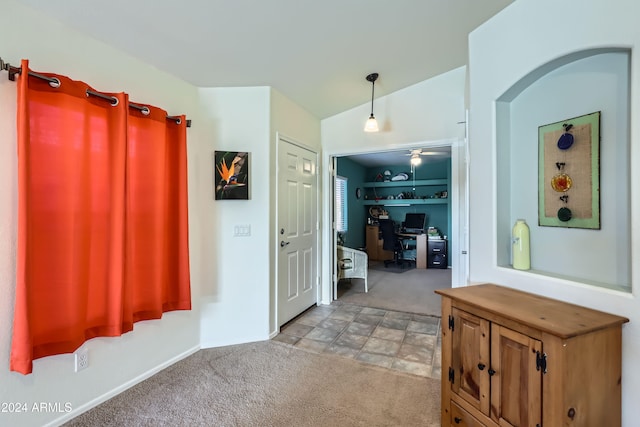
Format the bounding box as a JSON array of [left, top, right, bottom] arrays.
[[198, 87, 272, 347], [197, 87, 320, 344], [0, 2, 203, 426], [320, 67, 467, 302], [468, 0, 640, 424]]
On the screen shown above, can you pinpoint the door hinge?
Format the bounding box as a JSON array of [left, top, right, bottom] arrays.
[[448, 315, 455, 331], [448, 367, 455, 384], [536, 351, 547, 374]]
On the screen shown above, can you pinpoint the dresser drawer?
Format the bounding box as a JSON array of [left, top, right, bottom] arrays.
[[450, 402, 486, 427]]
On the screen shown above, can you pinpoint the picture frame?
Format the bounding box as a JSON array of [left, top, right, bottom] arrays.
[[538, 111, 600, 229], [214, 151, 249, 200]]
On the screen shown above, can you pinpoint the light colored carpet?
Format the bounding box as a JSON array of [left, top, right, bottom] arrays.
[[64, 340, 440, 426], [336, 264, 451, 317], [368, 262, 415, 273]]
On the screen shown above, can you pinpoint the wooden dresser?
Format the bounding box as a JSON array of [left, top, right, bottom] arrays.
[[435, 284, 628, 427]]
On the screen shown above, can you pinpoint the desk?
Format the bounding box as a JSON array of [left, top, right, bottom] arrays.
[[396, 232, 427, 269]]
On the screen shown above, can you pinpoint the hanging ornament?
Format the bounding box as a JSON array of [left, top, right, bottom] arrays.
[[550, 173, 573, 192], [557, 207, 572, 222], [557, 123, 574, 150], [551, 146, 573, 222]]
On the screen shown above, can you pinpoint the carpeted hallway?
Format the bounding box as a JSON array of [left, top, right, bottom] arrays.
[[63, 264, 447, 426], [64, 340, 441, 427]]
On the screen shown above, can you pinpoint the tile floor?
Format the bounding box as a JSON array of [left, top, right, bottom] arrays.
[[273, 301, 442, 380]]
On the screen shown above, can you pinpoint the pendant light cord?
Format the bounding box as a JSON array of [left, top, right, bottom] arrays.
[[366, 73, 379, 119], [370, 78, 375, 117]]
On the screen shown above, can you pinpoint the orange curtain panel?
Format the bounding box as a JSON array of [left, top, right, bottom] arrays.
[[125, 106, 191, 325], [10, 60, 191, 375]]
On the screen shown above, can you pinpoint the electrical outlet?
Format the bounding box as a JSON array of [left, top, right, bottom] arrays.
[[74, 348, 89, 372]]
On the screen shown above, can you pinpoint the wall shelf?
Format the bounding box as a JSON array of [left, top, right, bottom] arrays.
[[362, 179, 447, 188], [362, 178, 448, 206], [363, 198, 448, 206]]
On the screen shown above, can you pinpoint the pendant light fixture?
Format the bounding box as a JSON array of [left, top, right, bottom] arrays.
[[364, 73, 379, 132]]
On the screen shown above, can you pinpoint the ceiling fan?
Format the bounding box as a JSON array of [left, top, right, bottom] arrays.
[[406, 148, 446, 166], [406, 148, 446, 157]]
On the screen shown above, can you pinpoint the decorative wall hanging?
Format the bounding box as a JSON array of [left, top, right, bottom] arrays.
[[538, 111, 600, 229], [214, 151, 249, 200]]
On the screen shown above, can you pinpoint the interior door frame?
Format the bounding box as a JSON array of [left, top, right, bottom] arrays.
[[275, 133, 320, 328], [322, 137, 468, 302]]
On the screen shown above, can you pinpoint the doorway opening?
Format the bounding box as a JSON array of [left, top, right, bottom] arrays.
[[330, 141, 466, 317]]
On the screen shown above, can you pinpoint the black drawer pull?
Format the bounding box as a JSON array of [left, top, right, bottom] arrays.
[[488, 368, 496, 376], [478, 363, 486, 370], [454, 417, 462, 424]]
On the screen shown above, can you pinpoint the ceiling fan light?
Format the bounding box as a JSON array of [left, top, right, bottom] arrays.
[[364, 115, 379, 132], [410, 154, 422, 166]]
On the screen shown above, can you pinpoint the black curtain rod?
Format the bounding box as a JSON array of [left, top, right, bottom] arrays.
[[0, 58, 191, 127]]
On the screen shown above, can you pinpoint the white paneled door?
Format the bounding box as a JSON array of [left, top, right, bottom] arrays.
[[277, 136, 318, 327]]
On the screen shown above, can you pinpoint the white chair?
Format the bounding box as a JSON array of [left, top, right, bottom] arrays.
[[337, 245, 368, 292]]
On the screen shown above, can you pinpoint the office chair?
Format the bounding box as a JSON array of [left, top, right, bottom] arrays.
[[378, 219, 404, 268]]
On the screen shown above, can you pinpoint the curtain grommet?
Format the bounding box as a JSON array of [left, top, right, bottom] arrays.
[[48, 77, 61, 89]]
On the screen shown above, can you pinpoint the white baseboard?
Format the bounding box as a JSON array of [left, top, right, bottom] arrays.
[[46, 345, 201, 427]]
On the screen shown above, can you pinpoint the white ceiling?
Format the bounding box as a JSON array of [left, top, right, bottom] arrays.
[[345, 146, 451, 168], [14, 0, 513, 119]]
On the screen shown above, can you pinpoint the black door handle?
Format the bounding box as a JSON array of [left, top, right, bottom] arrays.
[[477, 363, 485, 370], [454, 417, 462, 424]]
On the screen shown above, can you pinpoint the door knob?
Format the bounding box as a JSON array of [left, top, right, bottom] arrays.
[[280, 241, 290, 247]]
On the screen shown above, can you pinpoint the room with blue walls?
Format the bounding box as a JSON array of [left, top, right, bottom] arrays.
[[336, 156, 451, 264]]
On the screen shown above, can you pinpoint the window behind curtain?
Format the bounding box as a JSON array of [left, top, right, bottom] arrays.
[[335, 175, 348, 232]]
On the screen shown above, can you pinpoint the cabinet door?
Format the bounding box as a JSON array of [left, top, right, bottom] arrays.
[[451, 308, 490, 416], [490, 324, 542, 427]]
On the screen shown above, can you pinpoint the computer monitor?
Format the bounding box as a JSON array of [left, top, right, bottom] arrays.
[[403, 213, 426, 233]]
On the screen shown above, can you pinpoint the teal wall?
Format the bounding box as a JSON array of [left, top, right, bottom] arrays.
[[364, 158, 451, 241], [337, 157, 451, 258], [336, 157, 367, 249]]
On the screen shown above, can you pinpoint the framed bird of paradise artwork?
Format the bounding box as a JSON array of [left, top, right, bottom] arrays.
[[214, 151, 249, 200]]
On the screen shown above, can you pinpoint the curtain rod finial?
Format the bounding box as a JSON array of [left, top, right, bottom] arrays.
[[0, 57, 20, 81]]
